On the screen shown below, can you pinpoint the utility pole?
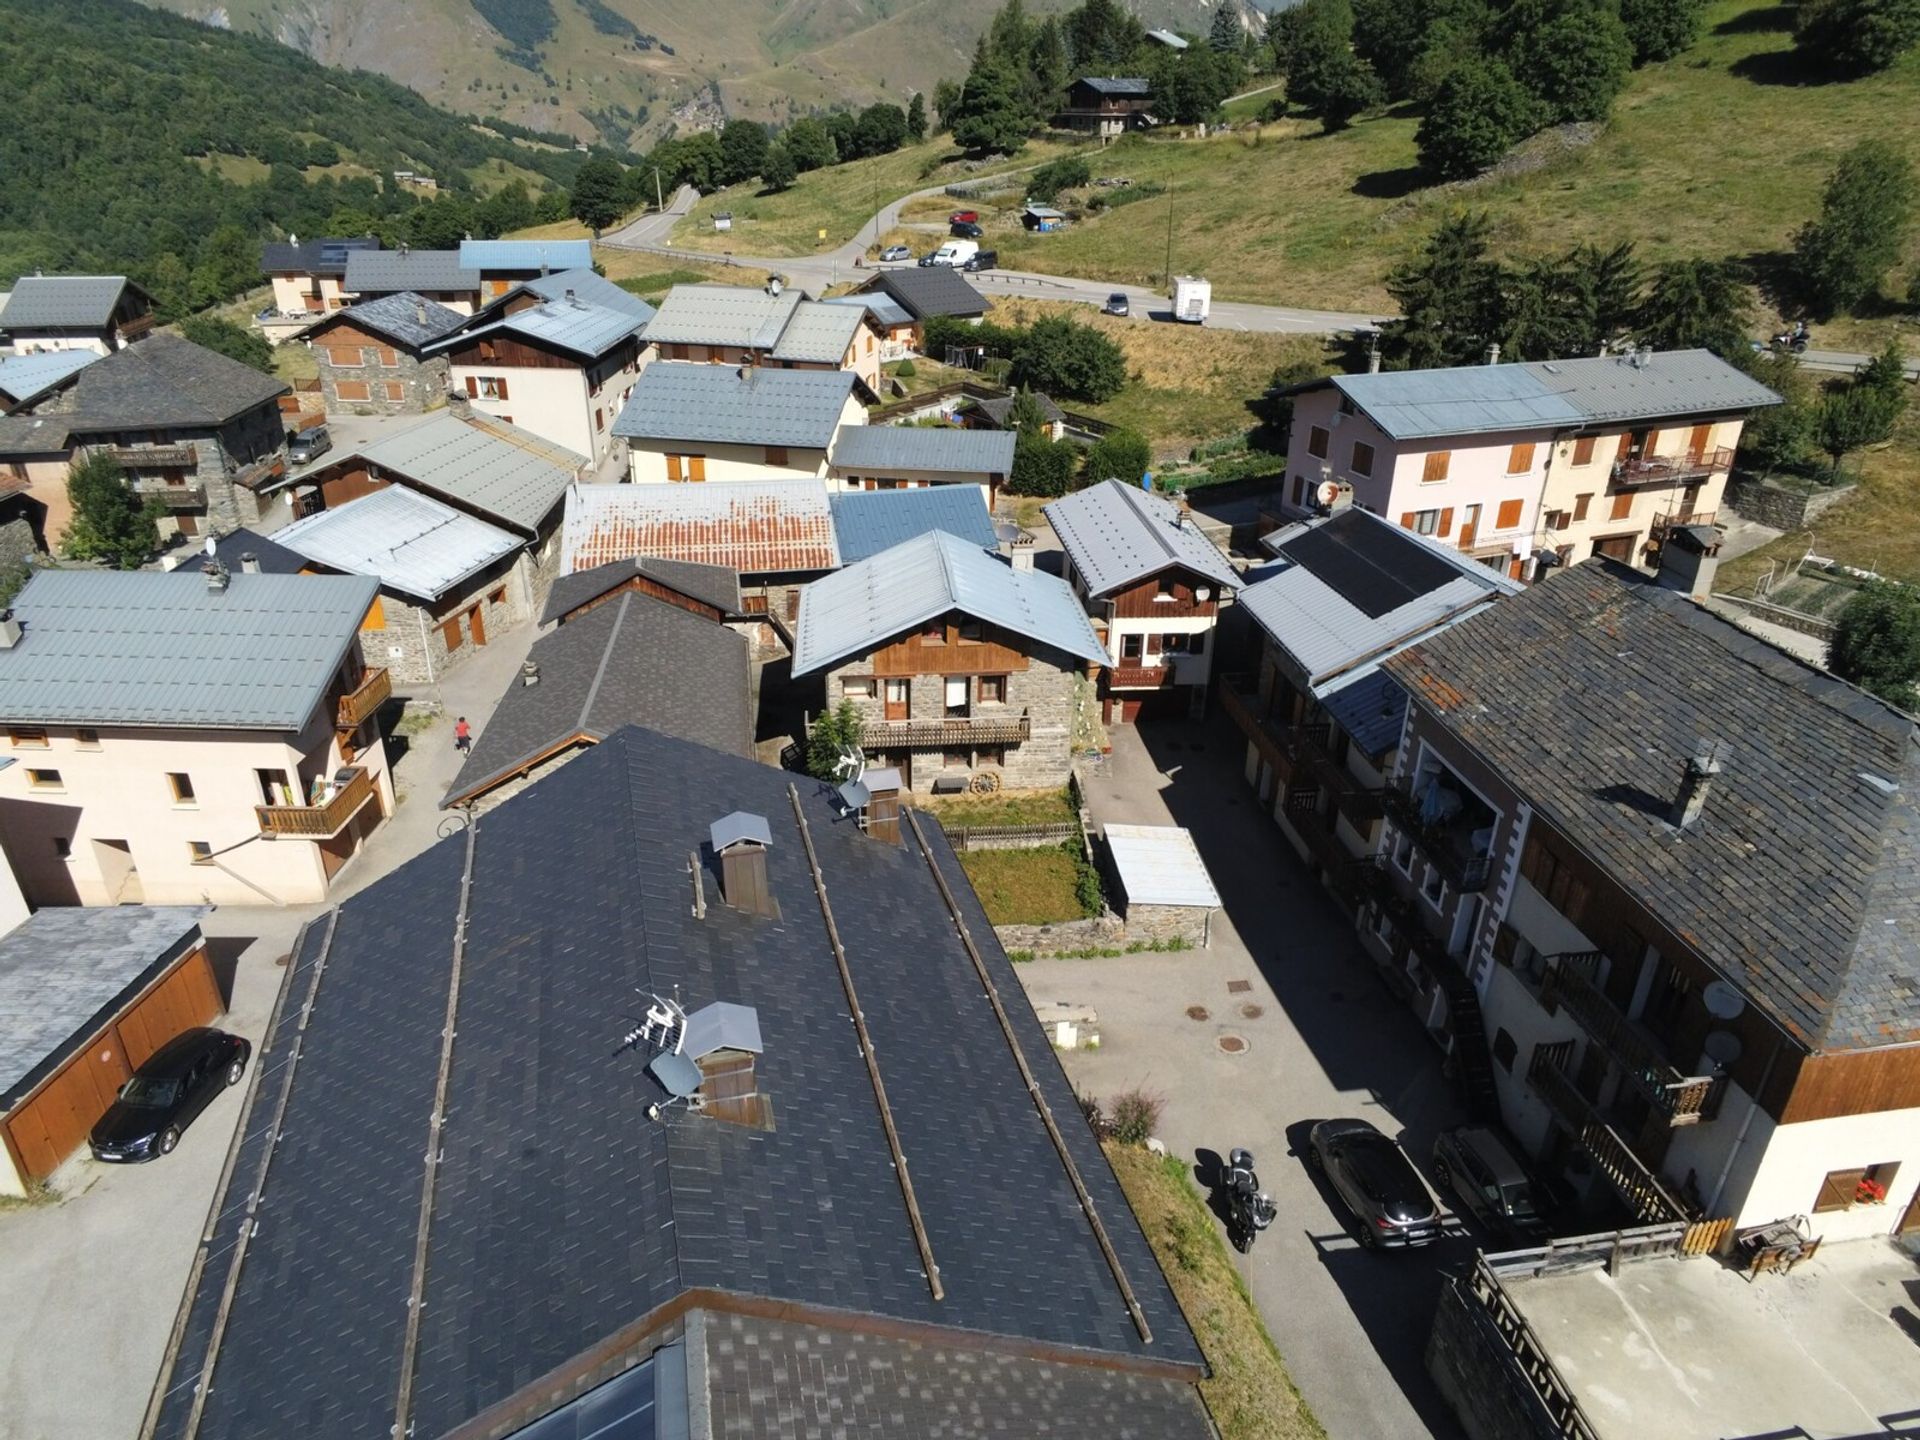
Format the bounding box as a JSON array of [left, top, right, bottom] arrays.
[[1163, 182, 1174, 289], [653, 166, 664, 215]]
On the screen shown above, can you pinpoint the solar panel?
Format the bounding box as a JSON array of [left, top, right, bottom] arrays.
[[1273, 511, 1461, 620]]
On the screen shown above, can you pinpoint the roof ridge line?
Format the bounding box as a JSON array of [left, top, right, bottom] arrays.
[[578, 591, 633, 733]]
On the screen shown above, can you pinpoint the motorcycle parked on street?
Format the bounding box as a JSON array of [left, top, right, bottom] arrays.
[[1221, 1148, 1278, 1253]]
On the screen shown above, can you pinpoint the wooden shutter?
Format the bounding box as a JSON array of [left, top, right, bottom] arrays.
[[360, 596, 386, 632], [1572, 436, 1596, 466], [1352, 441, 1374, 477], [765, 446, 788, 466], [1508, 442, 1535, 473], [465, 376, 479, 398], [1422, 450, 1451, 482], [689, 455, 707, 482], [494, 377, 510, 400], [378, 347, 398, 367], [1573, 492, 1592, 521], [1814, 1168, 1865, 1213], [1146, 633, 1162, 655], [385, 382, 405, 402], [1437, 507, 1454, 537], [1495, 498, 1524, 530], [1617, 432, 1633, 459], [1610, 491, 1633, 521], [1492, 923, 1519, 966], [440, 615, 462, 651], [1688, 423, 1711, 460], [666, 454, 683, 482], [1292, 474, 1305, 506], [1400, 512, 1416, 529], [335, 380, 370, 402], [1308, 426, 1329, 459]]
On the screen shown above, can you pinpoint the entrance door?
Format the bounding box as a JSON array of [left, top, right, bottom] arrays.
[[883, 679, 909, 721], [468, 605, 487, 648], [1899, 1184, 1920, 1236], [1458, 503, 1480, 550], [1595, 534, 1636, 562]]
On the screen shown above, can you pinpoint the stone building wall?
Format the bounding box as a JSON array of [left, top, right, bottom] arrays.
[[1723, 474, 1858, 531], [364, 550, 533, 685], [1425, 1279, 1557, 1440]]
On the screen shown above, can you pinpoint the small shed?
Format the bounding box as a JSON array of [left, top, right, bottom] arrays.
[[0, 907, 218, 1193], [1103, 824, 1221, 948], [1023, 205, 1067, 233], [713, 212, 733, 233]]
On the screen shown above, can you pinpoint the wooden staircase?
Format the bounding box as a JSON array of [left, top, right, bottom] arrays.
[[1439, 966, 1503, 1123]]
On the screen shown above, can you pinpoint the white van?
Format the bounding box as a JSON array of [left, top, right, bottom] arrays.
[[930, 239, 980, 268]]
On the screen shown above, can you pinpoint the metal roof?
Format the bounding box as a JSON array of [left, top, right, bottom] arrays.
[[273, 486, 521, 601], [0, 348, 97, 405], [303, 291, 467, 348], [611, 362, 856, 449], [261, 237, 379, 276], [1241, 508, 1516, 694], [680, 1000, 764, 1059], [792, 530, 1106, 676], [1145, 28, 1188, 47], [710, 811, 773, 852], [828, 487, 998, 564], [344, 249, 478, 295], [1103, 825, 1220, 909], [562, 480, 840, 576], [0, 275, 137, 330], [1319, 668, 1407, 762], [1330, 349, 1783, 441], [768, 301, 864, 364], [430, 295, 645, 361], [1076, 76, 1151, 95], [643, 284, 802, 350], [515, 267, 655, 322], [0, 570, 377, 729], [457, 239, 594, 273], [817, 292, 914, 329], [0, 907, 207, 1107], [350, 412, 583, 536], [831, 424, 1015, 478], [1024, 206, 1067, 220], [1045, 479, 1241, 597]]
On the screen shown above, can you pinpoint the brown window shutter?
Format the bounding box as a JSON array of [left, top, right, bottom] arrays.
[[1815, 1168, 1865, 1213], [495, 377, 510, 401], [1146, 633, 1162, 655], [1572, 435, 1596, 466], [1573, 492, 1592, 521], [1496, 498, 1524, 530], [1611, 491, 1633, 521], [465, 376, 478, 398], [1492, 923, 1518, 965], [1423, 450, 1451, 482], [1437, 507, 1454, 537], [1508, 442, 1534, 473], [1400, 511, 1416, 529], [1292, 474, 1305, 505], [1617, 432, 1633, 459], [689, 455, 707, 482], [666, 454, 683, 482]]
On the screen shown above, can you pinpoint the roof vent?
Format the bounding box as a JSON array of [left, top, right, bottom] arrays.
[[737, 361, 752, 380], [709, 811, 779, 918], [521, 660, 540, 687], [414, 298, 429, 327], [1670, 738, 1727, 829], [1484, 342, 1501, 366], [203, 560, 230, 595], [564, 287, 579, 307], [767, 275, 784, 297], [399, 242, 410, 257], [0, 611, 21, 650], [240, 552, 261, 575]]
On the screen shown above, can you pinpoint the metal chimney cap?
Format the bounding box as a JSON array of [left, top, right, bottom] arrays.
[[710, 811, 773, 853]]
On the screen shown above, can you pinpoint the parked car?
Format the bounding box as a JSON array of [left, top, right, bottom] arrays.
[[1308, 1118, 1441, 1249], [927, 239, 980, 268], [950, 220, 985, 240], [879, 244, 912, 261], [288, 424, 332, 466], [949, 209, 979, 224], [1432, 1126, 1550, 1245], [962, 249, 998, 273], [89, 1028, 252, 1164], [1104, 292, 1130, 317]]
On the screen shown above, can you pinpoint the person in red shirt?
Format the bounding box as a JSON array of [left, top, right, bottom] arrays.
[[454, 716, 471, 753]]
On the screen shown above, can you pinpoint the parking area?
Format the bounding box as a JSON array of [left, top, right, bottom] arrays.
[[1020, 715, 1475, 1440]]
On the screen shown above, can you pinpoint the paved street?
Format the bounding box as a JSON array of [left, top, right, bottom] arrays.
[[1020, 716, 1472, 1440]]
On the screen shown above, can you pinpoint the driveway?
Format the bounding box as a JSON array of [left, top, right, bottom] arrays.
[[1019, 716, 1472, 1440]]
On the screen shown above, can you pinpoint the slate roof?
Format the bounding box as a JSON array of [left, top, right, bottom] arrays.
[[831, 423, 1016, 478], [1384, 562, 1920, 1051], [260, 237, 379, 276], [149, 726, 1205, 1440], [860, 267, 990, 320], [0, 907, 207, 1107], [1104, 825, 1221, 909], [0, 414, 73, 457], [0, 570, 376, 730], [972, 390, 1067, 428], [443, 593, 751, 805], [272, 486, 521, 602], [1243, 507, 1517, 695], [0, 275, 140, 330], [643, 283, 803, 350], [347, 411, 583, 536], [513, 266, 656, 322], [457, 239, 594, 273], [343, 248, 478, 295], [792, 530, 1106, 675], [0, 349, 97, 407], [430, 294, 646, 361], [208, 526, 310, 576], [562, 480, 841, 577], [1045, 479, 1241, 597], [299, 290, 467, 349], [768, 300, 865, 364], [612, 362, 856, 449], [32, 334, 287, 431], [1321, 349, 1783, 442], [540, 554, 743, 625], [828, 486, 999, 564], [1074, 76, 1152, 96], [1320, 668, 1407, 762]]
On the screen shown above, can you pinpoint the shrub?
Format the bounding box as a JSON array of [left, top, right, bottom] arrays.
[[1795, 0, 1920, 75], [1830, 582, 1920, 709], [1106, 1087, 1165, 1146], [893, 358, 917, 378], [1011, 315, 1127, 402], [1028, 154, 1092, 202], [1082, 427, 1152, 487], [1416, 58, 1538, 180], [805, 698, 863, 780]]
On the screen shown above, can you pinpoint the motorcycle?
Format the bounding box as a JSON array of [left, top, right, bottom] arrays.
[[1221, 1147, 1278, 1253], [1771, 321, 1810, 355]]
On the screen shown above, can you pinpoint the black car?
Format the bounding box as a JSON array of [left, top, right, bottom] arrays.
[[1432, 1126, 1551, 1245], [963, 249, 998, 272], [89, 1028, 251, 1163], [1308, 1118, 1441, 1249], [950, 220, 984, 239]]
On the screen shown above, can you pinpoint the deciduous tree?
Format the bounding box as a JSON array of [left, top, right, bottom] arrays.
[[1415, 58, 1536, 178], [1830, 582, 1920, 709], [179, 315, 274, 373], [567, 155, 625, 233], [1794, 0, 1920, 76], [1618, 0, 1703, 64], [63, 455, 160, 570], [1011, 316, 1128, 401], [1793, 140, 1916, 317]]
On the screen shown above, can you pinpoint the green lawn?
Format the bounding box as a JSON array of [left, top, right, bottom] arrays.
[[958, 844, 1096, 925], [921, 786, 1079, 828]]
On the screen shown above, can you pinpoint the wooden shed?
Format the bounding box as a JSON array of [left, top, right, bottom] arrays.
[[0, 907, 219, 1193]]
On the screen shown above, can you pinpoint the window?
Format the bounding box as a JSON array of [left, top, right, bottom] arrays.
[[9, 727, 48, 748], [1495, 498, 1524, 530], [1814, 1163, 1900, 1212], [1572, 435, 1597, 466], [919, 619, 946, 644], [1292, 473, 1306, 507], [1422, 866, 1446, 906], [488, 586, 507, 606], [1162, 632, 1190, 654], [27, 768, 62, 790], [1156, 576, 1178, 600], [842, 677, 876, 698], [1190, 632, 1207, 656], [1410, 509, 1440, 536], [1307, 425, 1330, 460], [1610, 491, 1634, 521], [596, 408, 606, 433], [334, 379, 371, 402], [167, 772, 196, 805], [1393, 831, 1415, 874], [1492, 1029, 1518, 1073], [1422, 450, 1452, 483], [1121, 633, 1143, 659], [52, 837, 71, 859], [957, 619, 984, 643], [764, 445, 788, 466], [1351, 440, 1375, 477], [188, 841, 212, 864], [1573, 492, 1593, 522], [477, 376, 509, 401], [1337, 394, 1356, 416], [978, 674, 1007, 704], [76, 728, 100, 750], [1507, 442, 1535, 474], [979, 745, 1006, 766], [377, 347, 399, 368], [944, 677, 969, 715], [942, 748, 970, 769], [383, 381, 406, 403]]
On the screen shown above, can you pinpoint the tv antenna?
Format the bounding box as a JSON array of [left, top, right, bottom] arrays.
[[612, 989, 686, 1058]]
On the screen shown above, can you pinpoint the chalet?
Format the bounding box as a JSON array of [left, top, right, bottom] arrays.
[[817, 291, 919, 362], [1046, 479, 1243, 722], [644, 283, 883, 391], [297, 291, 467, 416], [612, 362, 864, 483], [257, 236, 380, 342], [1056, 77, 1154, 138], [828, 424, 1015, 502], [0, 569, 393, 909], [457, 238, 594, 303], [792, 531, 1107, 793], [856, 267, 990, 324], [342, 247, 480, 315], [1281, 348, 1782, 581], [0, 275, 155, 355]]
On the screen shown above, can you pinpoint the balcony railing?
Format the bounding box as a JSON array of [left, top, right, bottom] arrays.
[[1541, 953, 1722, 1125], [1650, 509, 1716, 542], [134, 482, 207, 510], [109, 444, 197, 470], [117, 313, 156, 340], [1610, 445, 1733, 489], [1289, 720, 1385, 826], [335, 667, 391, 730], [1529, 1042, 1688, 1224], [1109, 664, 1179, 689], [861, 710, 1031, 748], [257, 766, 376, 839], [1380, 775, 1494, 892]]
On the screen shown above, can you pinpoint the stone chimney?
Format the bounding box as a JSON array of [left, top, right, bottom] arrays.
[[1670, 739, 1725, 829], [240, 552, 261, 575], [710, 812, 778, 917], [1655, 522, 1723, 599], [415, 298, 429, 327], [204, 561, 229, 595]]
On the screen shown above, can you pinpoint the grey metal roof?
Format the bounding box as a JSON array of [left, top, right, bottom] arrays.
[[273, 486, 520, 601], [516, 267, 656, 322], [0, 349, 97, 406], [1385, 563, 1920, 1052], [860, 268, 989, 321], [1076, 76, 1152, 96], [1242, 507, 1516, 694], [831, 423, 1015, 478], [38, 334, 287, 430], [0, 275, 137, 330], [792, 530, 1106, 676], [561, 480, 841, 576], [828, 487, 998, 564], [1045, 479, 1241, 597], [768, 301, 864, 364], [817, 292, 914, 329], [540, 554, 743, 625], [680, 1001, 764, 1059], [344, 249, 478, 295], [458, 239, 594, 272], [304, 291, 467, 349], [148, 726, 1202, 1440], [0, 906, 208, 1107], [443, 592, 752, 805], [709, 811, 772, 852], [1330, 349, 1783, 442], [643, 284, 802, 350], [1320, 668, 1407, 762], [612, 362, 856, 449], [1024, 205, 1067, 220], [260, 237, 379, 276], [0, 570, 377, 730], [1104, 825, 1220, 909], [350, 412, 583, 536], [431, 295, 646, 361], [1145, 28, 1188, 47]]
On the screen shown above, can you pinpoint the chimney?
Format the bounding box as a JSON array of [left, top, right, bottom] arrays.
[[1484, 342, 1501, 366], [862, 767, 903, 844], [737, 362, 752, 381], [203, 560, 229, 595], [521, 660, 540, 687], [1670, 739, 1725, 829], [710, 812, 778, 917], [1367, 333, 1381, 374], [289, 232, 299, 247], [415, 298, 429, 327], [0, 611, 21, 649], [564, 287, 578, 307], [1655, 521, 1722, 600], [240, 552, 261, 575], [399, 242, 409, 257]]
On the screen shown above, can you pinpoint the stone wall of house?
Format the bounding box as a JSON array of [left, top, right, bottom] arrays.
[[367, 551, 532, 685], [323, 352, 450, 416], [1723, 474, 1858, 531], [1425, 1279, 1558, 1440], [1121, 902, 1211, 948]]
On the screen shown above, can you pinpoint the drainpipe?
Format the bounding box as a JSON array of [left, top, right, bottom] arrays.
[[1705, 1037, 1783, 1218], [416, 604, 437, 687]]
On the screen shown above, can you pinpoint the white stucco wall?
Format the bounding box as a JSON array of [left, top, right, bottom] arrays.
[[457, 364, 595, 461], [1711, 1102, 1920, 1240]]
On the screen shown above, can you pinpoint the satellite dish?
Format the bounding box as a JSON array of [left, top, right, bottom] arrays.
[[1702, 980, 1746, 1021], [1317, 480, 1342, 507], [1702, 1029, 1743, 1070], [203, 534, 218, 560]]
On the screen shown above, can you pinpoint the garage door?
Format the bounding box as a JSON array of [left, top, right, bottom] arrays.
[[113, 950, 223, 1071]]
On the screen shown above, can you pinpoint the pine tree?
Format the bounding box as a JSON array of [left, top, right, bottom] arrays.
[[906, 92, 928, 141], [1209, 2, 1244, 53], [1793, 140, 1916, 317], [1383, 211, 1504, 368]]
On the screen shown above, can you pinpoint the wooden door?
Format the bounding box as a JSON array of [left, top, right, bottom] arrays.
[[884, 679, 909, 721], [468, 605, 487, 648], [113, 949, 223, 1070], [1899, 1185, 1920, 1236], [5, 1036, 132, 1183], [1595, 534, 1636, 562]]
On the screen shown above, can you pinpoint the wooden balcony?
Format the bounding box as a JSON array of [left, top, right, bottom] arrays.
[[134, 482, 207, 510], [1541, 954, 1722, 1125], [335, 667, 391, 730], [1108, 664, 1179, 689], [257, 766, 376, 839], [1529, 1041, 1688, 1225], [1610, 446, 1733, 489], [109, 443, 197, 470], [861, 711, 1031, 748], [117, 313, 156, 340], [1221, 673, 1292, 778], [1289, 719, 1385, 826]]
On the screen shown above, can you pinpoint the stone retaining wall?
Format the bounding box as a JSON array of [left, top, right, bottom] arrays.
[[1723, 475, 1857, 531], [1426, 1279, 1558, 1440], [993, 915, 1123, 955]]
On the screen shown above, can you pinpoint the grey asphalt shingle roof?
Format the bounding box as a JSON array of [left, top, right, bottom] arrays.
[[1326, 349, 1783, 441], [861, 267, 989, 320], [429, 294, 646, 361], [1076, 76, 1151, 96], [272, 486, 521, 602], [643, 284, 802, 350], [0, 349, 97, 407], [1385, 563, 1920, 1051], [513, 267, 656, 322], [768, 300, 865, 363], [0, 570, 376, 730], [0, 275, 139, 330], [611, 362, 855, 449], [34, 334, 287, 430], [457, 239, 593, 272], [1045, 479, 1241, 597], [302, 291, 467, 349], [150, 726, 1204, 1440], [540, 554, 742, 625], [0, 907, 207, 1107], [444, 592, 751, 805], [793, 530, 1106, 675], [344, 249, 478, 295], [831, 423, 1015, 478], [349, 411, 583, 536], [972, 391, 1066, 428], [828, 487, 998, 564]]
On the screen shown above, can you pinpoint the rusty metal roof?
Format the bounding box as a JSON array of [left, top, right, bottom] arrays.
[[560, 480, 840, 578]]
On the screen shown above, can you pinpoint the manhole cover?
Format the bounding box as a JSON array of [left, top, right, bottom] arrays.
[[1217, 1034, 1249, 1055], [1186, 1005, 1211, 1022], [1226, 979, 1252, 994], [273, 952, 292, 968], [1239, 1003, 1264, 1020]]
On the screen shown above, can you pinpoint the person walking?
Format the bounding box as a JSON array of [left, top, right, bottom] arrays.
[[454, 716, 472, 754]]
